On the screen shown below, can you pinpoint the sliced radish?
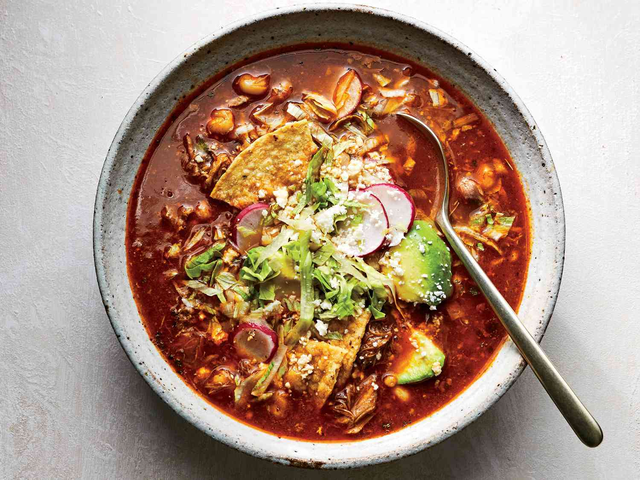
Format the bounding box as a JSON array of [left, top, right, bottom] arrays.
[[333, 70, 363, 118], [334, 191, 389, 257], [232, 203, 269, 253], [364, 184, 416, 240], [233, 323, 278, 363]]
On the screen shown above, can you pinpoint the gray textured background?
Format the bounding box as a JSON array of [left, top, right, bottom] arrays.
[[1, 1, 639, 478]]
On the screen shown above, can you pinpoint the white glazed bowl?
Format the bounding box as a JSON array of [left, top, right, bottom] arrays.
[[94, 5, 564, 469]]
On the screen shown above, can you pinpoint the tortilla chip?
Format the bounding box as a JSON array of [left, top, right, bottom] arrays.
[[284, 339, 347, 408], [210, 120, 317, 209], [329, 310, 372, 389]]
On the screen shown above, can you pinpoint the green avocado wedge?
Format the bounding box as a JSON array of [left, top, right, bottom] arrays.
[[396, 329, 446, 385], [381, 219, 453, 306]]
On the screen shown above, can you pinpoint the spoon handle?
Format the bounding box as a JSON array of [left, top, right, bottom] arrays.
[[436, 214, 603, 448]]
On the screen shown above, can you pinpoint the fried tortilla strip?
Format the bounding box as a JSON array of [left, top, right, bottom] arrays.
[[329, 309, 372, 389], [210, 120, 317, 209], [284, 340, 347, 408]]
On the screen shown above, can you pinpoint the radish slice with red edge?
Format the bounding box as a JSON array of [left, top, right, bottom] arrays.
[[333, 70, 363, 118], [364, 184, 416, 245], [334, 191, 389, 257], [233, 323, 278, 363], [233, 203, 269, 253]]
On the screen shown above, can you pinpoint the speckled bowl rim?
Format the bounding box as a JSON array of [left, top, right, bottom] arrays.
[[94, 4, 565, 469]]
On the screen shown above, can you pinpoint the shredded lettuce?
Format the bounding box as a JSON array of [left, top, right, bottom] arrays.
[[344, 122, 368, 140], [278, 213, 315, 231], [254, 229, 293, 267], [259, 282, 276, 301], [232, 284, 253, 301], [313, 243, 335, 265], [236, 225, 256, 240], [324, 331, 344, 341], [469, 215, 485, 228], [205, 260, 223, 286], [251, 344, 288, 397], [215, 271, 237, 290], [333, 276, 360, 319], [359, 110, 377, 132], [310, 180, 328, 201], [285, 231, 314, 346], [310, 177, 343, 210], [368, 290, 387, 319], [234, 367, 267, 407], [283, 296, 300, 312], [240, 248, 279, 283], [184, 242, 226, 279], [332, 253, 369, 285], [185, 280, 225, 302], [313, 266, 334, 291], [353, 257, 394, 301], [239, 229, 293, 283], [483, 213, 515, 241], [304, 146, 327, 205], [497, 215, 515, 227]]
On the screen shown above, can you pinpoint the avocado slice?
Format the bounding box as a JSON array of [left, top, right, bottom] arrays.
[[396, 329, 445, 385], [268, 250, 297, 281], [381, 219, 453, 306]]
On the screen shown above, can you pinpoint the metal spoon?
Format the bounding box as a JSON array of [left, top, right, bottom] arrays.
[[396, 112, 603, 448]]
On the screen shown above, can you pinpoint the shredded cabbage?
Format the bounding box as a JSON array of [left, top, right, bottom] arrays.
[[285, 231, 314, 346]]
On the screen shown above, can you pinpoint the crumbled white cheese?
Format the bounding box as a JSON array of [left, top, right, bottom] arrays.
[[315, 204, 347, 234], [262, 300, 283, 317], [347, 157, 364, 177], [334, 222, 365, 255], [432, 361, 442, 376], [310, 228, 322, 244], [380, 251, 404, 277], [295, 353, 314, 379], [273, 187, 289, 208], [385, 228, 405, 247], [315, 320, 328, 336]]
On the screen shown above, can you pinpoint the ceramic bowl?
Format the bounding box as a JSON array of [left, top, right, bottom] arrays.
[[94, 4, 565, 469]]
